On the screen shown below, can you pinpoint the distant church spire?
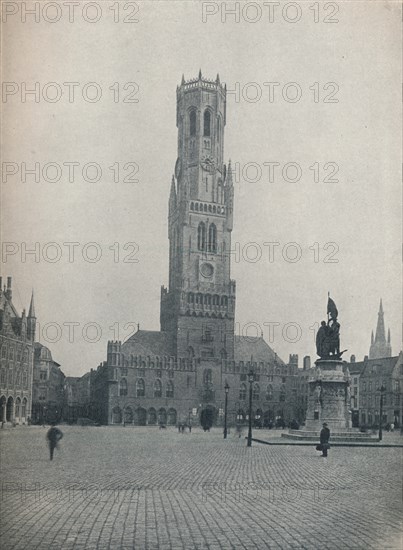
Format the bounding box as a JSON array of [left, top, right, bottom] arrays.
[[28, 290, 36, 318], [27, 290, 36, 342], [369, 299, 391, 359], [375, 298, 386, 343]]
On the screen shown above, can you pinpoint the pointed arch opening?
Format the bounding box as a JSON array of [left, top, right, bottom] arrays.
[[203, 110, 211, 137], [197, 222, 206, 251], [136, 378, 145, 397], [154, 379, 162, 398], [208, 224, 217, 253], [166, 380, 174, 398], [189, 109, 196, 137], [119, 378, 128, 396]]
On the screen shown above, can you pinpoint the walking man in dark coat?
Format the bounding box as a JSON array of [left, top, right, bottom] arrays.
[[319, 422, 330, 457], [46, 423, 63, 460]]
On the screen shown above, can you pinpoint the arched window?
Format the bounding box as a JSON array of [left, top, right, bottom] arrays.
[[203, 369, 212, 385], [239, 383, 247, 400], [154, 379, 162, 398], [203, 110, 211, 137], [220, 349, 227, 359], [280, 384, 286, 402], [187, 346, 194, 359], [253, 383, 260, 400], [167, 408, 177, 425], [21, 398, 27, 419], [166, 380, 174, 398], [190, 110, 196, 136], [124, 407, 133, 423], [267, 384, 273, 400], [198, 222, 206, 251], [208, 223, 217, 253], [119, 378, 128, 396], [217, 116, 220, 142], [136, 378, 145, 397]]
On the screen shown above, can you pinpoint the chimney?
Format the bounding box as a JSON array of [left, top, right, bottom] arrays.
[[288, 354, 298, 367], [303, 356, 311, 370], [350, 354, 356, 363], [0, 277, 2, 291], [364, 355, 368, 362]]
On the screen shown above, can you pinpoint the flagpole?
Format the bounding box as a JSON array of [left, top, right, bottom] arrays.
[[327, 292, 330, 324]]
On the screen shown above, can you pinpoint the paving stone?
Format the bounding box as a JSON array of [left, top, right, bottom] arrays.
[[0, 426, 402, 549]]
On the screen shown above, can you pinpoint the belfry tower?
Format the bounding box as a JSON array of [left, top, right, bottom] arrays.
[[160, 72, 236, 360]]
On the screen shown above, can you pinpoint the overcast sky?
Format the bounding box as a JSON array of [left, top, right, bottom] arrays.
[[2, 1, 401, 376]]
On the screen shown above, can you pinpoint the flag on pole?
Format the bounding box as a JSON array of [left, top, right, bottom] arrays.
[[327, 297, 338, 319]]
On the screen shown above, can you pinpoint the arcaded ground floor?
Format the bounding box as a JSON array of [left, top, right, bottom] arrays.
[[0, 426, 402, 549]]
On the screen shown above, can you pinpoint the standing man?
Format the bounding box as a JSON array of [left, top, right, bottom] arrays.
[[46, 423, 63, 461], [319, 422, 330, 457]]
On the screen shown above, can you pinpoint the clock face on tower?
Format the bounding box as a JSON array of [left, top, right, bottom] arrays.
[[200, 155, 216, 174], [200, 262, 214, 278]]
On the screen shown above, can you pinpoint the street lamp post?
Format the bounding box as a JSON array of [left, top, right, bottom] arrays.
[[247, 369, 254, 447], [224, 382, 229, 439], [379, 384, 386, 441]]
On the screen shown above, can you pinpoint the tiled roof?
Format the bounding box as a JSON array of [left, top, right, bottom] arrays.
[[347, 362, 366, 375], [121, 330, 284, 364], [355, 355, 401, 377], [234, 336, 285, 365], [122, 330, 172, 357]]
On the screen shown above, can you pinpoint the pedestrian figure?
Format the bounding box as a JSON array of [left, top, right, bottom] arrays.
[[188, 424, 192, 433], [319, 422, 330, 457], [46, 423, 63, 461]]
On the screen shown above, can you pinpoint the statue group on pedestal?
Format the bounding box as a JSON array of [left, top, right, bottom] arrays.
[[316, 296, 345, 360]]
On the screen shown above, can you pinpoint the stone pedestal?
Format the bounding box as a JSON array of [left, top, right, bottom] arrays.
[[304, 359, 351, 432]]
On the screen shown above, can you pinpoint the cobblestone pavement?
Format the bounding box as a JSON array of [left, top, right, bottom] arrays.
[[1, 426, 402, 549]]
